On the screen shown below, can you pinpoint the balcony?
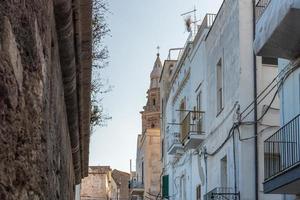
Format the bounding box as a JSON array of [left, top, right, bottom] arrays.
[[263, 114, 300, 194], [180, 111, 205, 149], [129, 180, 144, 195], [254, 0, 300, 59], [167, 132, 183, 155], [204, 187, 240, 200], [193, 13, 216, 46]]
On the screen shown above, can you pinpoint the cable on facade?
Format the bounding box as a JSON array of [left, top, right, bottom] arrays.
[[206, 125, 236, 156], [241, 61, 296, 122], [240, 72, 279, 117], [237, 65, 296, 142], [241, 78, 283, 121], [240, 61, 294, 118]]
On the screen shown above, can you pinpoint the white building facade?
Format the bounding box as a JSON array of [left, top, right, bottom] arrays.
[[254, 0, 300, 198], [159, 0, 298, 199]]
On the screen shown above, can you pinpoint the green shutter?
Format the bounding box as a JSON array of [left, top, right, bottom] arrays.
[[162, 175, 169, 199]]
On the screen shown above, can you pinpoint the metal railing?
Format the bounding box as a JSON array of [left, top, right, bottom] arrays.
[[264, 114, 300, 180], [204, 187, 240, 200], [194, 13, 216, 46], [180, 111, 204, 143], [255, 0, 272, 22]]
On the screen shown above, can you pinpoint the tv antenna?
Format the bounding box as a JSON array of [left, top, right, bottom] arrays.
[[181, 6, 198, 33]]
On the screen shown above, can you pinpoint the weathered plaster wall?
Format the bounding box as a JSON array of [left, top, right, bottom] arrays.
[[80, 167, 125, 200], [136, 129, 161, 198], [112, 170, 130, 200], [81, 172, 109, 199], [0, 1, 77, 199]]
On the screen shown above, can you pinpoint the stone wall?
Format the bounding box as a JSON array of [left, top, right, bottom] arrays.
[[112, 169, 130, 200], [0, 1, 88, 199], [80, 166, 112, 200]]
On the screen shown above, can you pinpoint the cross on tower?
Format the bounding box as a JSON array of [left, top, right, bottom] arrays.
[[156, 46, 160, 56]]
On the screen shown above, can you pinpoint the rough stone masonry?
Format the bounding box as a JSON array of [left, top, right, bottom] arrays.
[[0, 1, 92, 199]]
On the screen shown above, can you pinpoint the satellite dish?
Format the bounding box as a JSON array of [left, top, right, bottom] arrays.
[[197, 155, 205, 184]]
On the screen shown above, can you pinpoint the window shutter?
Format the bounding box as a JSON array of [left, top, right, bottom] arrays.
[[162, 175, 169, 199]]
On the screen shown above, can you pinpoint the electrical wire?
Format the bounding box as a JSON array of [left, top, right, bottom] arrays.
[[206, 125, 236, 156], [241, 77, 283, 121], [207, 67, 290, 151], [240, 61, 294, 117], [238, 70, 290, 141], [240, 70, 280, 116]]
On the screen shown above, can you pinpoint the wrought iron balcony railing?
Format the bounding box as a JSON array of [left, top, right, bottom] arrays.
[[180, 110, 204, 143], [204, 187, 240, 200], [255, 0, 271, 22], [264, 114, 300, 180]]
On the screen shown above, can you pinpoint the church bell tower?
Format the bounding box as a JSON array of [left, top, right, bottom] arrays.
[[141, 53, 162, 133]]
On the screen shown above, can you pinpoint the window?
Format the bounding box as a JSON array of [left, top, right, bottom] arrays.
[[220, 156, 228, 188], [161, 139, 164, 159], [151, 123, 155, 128], [169, 64, 174, 76], [179, 100, 186, 122], [180, 100, 187, 141], [153, 98, 156, 106], [217, 59, 223, 114], [262, 57, 278, 66], [196, 185, 201, 200], [196, 91, 203, 133], [180, 176, 187, 200], [161, 99, 164, 116], [142, 162, 144, 184]]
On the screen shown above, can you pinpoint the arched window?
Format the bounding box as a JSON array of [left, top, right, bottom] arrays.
[[151, 123, 155, 128]]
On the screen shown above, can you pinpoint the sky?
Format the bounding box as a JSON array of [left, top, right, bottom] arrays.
[[89, 0, 223, 173]]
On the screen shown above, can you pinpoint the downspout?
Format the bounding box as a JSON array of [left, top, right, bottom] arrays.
[[54, 0, 81, 183], [204, 148, 208, 194], [232, 129, 237, 193], [252, 1, 259, 199]]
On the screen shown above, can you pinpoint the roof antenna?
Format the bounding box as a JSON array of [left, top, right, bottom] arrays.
[[181, 6, 198, 33]]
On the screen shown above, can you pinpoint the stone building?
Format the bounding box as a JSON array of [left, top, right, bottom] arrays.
[[131, 54, 162, 200], [81, 166, 116, 200], [112, 170, 130, 200], [0, 0, 92, 199]]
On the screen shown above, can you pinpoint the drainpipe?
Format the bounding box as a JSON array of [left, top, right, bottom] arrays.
[[252, 1, 259, 200], [204, 148, 208, 194], [232, 130, 237, 193]]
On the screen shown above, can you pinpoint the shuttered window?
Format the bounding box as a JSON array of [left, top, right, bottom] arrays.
[[196, 185, 201, 200], [162, 175, 169, 199]]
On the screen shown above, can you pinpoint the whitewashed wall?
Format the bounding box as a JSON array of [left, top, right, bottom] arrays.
[[161, 0, 288, 199], [278, 59, 300, 124]]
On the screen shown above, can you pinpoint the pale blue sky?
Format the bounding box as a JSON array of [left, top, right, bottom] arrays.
[[89, 0, 223, 172]]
